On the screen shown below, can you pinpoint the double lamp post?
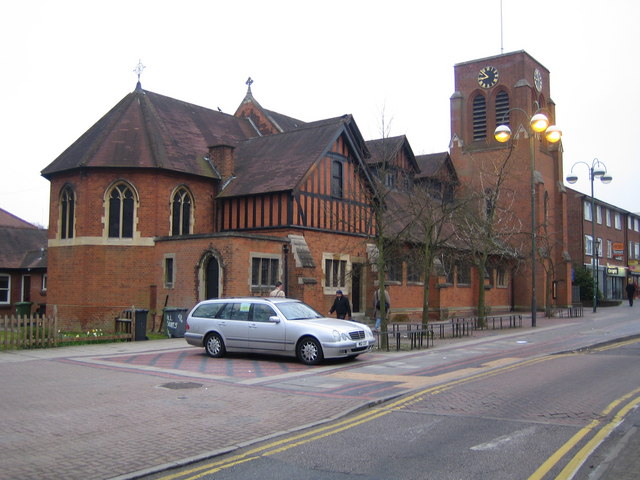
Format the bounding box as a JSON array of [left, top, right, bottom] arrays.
[[566, 159, 612, 312], [494, 109, 562, 327]]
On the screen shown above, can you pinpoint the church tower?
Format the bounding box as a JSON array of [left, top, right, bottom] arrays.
[[448, 50, 572, 313]]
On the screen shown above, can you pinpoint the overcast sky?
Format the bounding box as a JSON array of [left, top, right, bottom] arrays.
[[1, 0, 638, 227]]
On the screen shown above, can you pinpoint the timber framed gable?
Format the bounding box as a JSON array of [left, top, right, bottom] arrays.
[[293, 132, 374, 235]]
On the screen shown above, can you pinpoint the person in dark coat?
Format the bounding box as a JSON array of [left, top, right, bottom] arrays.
[[329, 290, 352, 319], [626, 281, 636, 307]]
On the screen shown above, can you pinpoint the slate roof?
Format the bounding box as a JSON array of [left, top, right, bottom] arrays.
[[41, 89, 256, 179], [219, 115, 360, 198], [0, 209, 48, 270], [40, 88, 370, 202], [366, 135, 420, 173], [0, 208, 38, 228], [415, 152, 459, 183]]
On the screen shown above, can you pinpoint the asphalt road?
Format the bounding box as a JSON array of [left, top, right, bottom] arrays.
[[1, 304, 639, 479], [142, 336, 640, 480]]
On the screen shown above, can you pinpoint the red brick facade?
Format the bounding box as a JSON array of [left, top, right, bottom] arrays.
[[449, 51, 572, 311]]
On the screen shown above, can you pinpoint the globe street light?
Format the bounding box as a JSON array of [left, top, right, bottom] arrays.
[[566, 159, 612, 313], [494, 109, 562, 327]]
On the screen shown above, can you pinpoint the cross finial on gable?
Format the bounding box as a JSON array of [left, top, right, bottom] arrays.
[[246, 76, 253, 94], [134, 59, 146, 90]]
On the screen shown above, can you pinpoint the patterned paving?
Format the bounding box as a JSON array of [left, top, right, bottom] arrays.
[[99, 348, 312, 377]]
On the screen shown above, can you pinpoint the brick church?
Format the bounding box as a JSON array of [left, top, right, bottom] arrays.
[[41, 51, 571, 331]]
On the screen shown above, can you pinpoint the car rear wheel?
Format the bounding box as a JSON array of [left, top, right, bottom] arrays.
[[204, 333, 226, 358], [297, 337, 323, 365]]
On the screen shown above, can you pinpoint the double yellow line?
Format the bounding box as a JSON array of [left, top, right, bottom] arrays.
[[157, 340, 640, 480], [157, 356, 552, 480], [529, 388, 640, 479]]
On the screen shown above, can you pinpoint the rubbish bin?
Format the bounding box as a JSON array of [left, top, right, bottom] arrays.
[[133, 309, 149, 341], [163, 307, 188, 338], [15, 302, 33, 318]]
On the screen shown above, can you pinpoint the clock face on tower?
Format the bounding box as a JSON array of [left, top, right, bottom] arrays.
[[478, 66, 499, 88], [534, 68, 543, 92]]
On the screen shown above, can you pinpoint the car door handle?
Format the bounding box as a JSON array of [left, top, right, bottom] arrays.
[[249, 323, 257, 329]]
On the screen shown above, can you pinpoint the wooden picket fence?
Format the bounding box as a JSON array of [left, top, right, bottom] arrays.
[[0, 314, 133, 350]]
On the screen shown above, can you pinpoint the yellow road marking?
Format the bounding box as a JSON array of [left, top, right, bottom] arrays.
[[330, 357, 520, 388], [157, 338, 640, 480], [528, 387, 640, 480]]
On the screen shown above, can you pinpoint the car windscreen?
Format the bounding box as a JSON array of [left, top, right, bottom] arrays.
[[277, 302, 323, 320]]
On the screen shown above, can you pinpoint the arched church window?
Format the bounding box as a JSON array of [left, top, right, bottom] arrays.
[[472, 94, 487, 141], [60, 186, 75, 239], [171, 187, 193, 236], [107, 183, 135, 238], [495, 90, 510, 127]]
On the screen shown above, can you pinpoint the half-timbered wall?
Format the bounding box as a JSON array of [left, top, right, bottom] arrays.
[[216, 135, 373, 235], [217, 192, 292, 231], [295, 136, 372, 235]]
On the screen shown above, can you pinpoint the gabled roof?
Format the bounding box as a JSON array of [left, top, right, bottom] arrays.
[[41, 89, 256, 179], [40, 86, 371, 203], [415, 152, 459, 184], [219, 115, 368, 198], [234, 89, 306, 135], [0, 208, 38, 228], [365, 135, 420, 173], [0, 209, 48, 270]]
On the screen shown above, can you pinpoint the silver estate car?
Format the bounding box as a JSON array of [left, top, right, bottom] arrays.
[[184, 297, 375, 365]]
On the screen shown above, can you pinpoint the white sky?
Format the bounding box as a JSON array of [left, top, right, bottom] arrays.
[[1, 0, 638, 227]]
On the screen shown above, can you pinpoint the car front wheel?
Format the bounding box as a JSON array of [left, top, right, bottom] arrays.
[[204, 332, 226, 358], [297, 337, 323, 365]]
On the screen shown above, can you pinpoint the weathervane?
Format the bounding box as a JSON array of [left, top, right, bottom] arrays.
[[134, 59, 146, 89], [246, 76, 253, 94]]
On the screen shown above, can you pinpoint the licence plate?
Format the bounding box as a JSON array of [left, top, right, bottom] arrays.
[[356, 340, 368, 347]]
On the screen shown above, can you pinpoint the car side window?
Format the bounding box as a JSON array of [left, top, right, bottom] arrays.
[[192, 303, 225, 319], [252, 304, 276, 322], [226, 302, 251, 321]]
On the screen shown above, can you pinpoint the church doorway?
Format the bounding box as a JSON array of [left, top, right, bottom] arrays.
[[205, 256, 220, 299]]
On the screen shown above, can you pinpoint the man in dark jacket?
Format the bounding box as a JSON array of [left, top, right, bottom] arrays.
[[626, 280, 636, 307], [329, 290, 352, 319]]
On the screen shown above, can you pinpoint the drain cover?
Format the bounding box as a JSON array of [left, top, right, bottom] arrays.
[[159, 382, 203, 390]]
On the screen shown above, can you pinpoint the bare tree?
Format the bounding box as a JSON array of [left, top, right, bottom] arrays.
[[398, 170, 462, 325], [451, 149, 522, 323]]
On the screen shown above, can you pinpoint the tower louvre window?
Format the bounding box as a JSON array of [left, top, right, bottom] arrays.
[[472, 94, 487, 141], [495, 91, 510, 127]]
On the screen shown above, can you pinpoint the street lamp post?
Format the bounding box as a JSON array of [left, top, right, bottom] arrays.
[[566, 159, 612, 313], [494, 109, 562, 327]]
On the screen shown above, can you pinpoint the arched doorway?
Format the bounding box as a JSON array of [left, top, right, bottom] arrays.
[[205, 256, 220, 299]]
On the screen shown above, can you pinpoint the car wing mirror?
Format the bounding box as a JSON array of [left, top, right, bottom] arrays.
[[268, 315, 281, 324]]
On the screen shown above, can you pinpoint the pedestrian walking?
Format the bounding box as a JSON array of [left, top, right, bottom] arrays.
[[329, 290, 352, 319], [373, 288, 391, 332], [626, 280, 636, 307], [269, 281, 285, 298]]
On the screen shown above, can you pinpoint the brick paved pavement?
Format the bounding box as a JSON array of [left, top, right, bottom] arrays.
[[1, 305, 639, 480]]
